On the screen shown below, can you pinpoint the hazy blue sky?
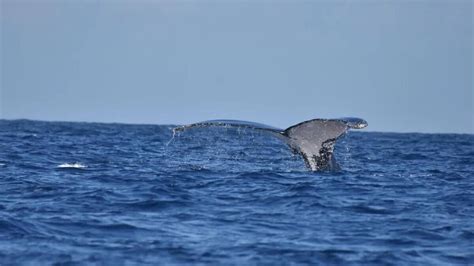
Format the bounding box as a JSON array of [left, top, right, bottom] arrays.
[[1, 1, 472, 133]]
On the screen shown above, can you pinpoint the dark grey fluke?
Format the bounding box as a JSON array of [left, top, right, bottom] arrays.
[[174, 117, 368, 171]]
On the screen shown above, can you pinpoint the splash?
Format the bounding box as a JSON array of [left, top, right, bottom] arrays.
[[166, 127, 179, 146]]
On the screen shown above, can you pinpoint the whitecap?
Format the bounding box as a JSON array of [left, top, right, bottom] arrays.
[[57, 163, 87, 169]]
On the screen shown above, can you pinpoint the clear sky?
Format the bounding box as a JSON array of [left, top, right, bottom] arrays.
[[1, 0, 472, 133]]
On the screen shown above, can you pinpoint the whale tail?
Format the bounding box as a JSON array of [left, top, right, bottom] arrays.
[[173, 117, 368, 171], [282, 118, 367, 170]]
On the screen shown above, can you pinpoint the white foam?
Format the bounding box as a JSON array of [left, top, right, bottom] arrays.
[[57, 163, 87, 169]]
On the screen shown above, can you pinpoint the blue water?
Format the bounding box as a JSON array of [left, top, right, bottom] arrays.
[[1, 119, 473, 265]]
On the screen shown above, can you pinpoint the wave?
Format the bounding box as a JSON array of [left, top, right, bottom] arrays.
[[57, 163, 87, 169]]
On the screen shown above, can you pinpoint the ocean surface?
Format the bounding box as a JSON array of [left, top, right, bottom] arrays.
[[0, 119, 473, 265]]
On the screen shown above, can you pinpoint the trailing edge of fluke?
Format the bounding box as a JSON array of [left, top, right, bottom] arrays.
[[173, 117, 368, 171]]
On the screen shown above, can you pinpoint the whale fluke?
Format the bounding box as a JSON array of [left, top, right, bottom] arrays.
[[173, 117, 368, 171]]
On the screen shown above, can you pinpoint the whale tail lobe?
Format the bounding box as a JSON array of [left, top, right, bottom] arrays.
[[282, 118, 367, 170]]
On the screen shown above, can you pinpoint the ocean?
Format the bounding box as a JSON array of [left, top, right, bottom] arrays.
[[0, 119, 472, 265]]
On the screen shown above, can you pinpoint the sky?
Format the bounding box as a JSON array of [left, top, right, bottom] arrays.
[[1, 0, 472, 133]]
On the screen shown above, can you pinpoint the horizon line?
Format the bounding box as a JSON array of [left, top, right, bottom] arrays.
[[1, 118, 473, 136]]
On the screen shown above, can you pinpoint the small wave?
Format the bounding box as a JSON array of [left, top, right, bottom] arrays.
[[57, 163, 87, 169]]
